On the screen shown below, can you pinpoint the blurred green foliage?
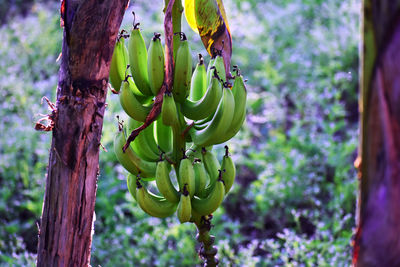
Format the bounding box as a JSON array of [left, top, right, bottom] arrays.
[[0, 0, 359, 266]]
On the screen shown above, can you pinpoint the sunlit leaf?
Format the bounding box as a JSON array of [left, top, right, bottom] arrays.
[[184, 0, 198, 33]]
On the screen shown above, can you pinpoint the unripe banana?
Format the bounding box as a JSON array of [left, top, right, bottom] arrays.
[[189, 85, 235, 147], [120, 79, 152, 122], [136, 179, 178, 218], [125, 76, 149, 102], [173, 32, 193, 103], [178, 157, 196, 198], [127, 118, 159, 162], [148, 33, 165, 96], [213, 54, 226, 83], [110, 32, 129, 92], [193, 160, 208, 197], [191, 174, 225, 216], [189, 54, 207, 101], [177, 185, 192, 223], [156, 160, 180, 203], [214, 67, 248, 144], [221, 146, 235, 194], [161, 92, 179, 127], [198, 148, 221, 197], [114, 127, 156, 179], [155, 116, 173, 153], [206, 57, 216, 87], [202, 148, 220, 184], [128, 23, 152, 96], [126, 173, 137, 200], [181, 74, 223, 120]]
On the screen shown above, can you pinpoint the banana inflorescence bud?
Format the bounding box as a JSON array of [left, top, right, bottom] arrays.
[[110, 19, 246, 222]]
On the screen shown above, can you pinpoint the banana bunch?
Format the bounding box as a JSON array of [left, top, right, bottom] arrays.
[[116, 124, 236, 221], [110, 25, 247, 222]]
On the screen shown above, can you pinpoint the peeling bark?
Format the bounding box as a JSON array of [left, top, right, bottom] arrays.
[[37, 0, 128, 266]]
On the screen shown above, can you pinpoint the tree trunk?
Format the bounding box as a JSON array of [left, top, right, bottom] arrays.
[[36, 0, 128, 266], [353, 1, 400, 266]]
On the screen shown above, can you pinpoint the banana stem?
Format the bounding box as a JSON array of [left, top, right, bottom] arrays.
[[194, 215, 219, 267]]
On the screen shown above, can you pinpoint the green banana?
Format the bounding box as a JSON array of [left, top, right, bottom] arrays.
[[110, 31, 129, 92], [155, 116, 173, 153], [199, 148, 221, 197], [127, 118, 159, 162], [189, 54, 207, 101], [114, 127, 156, 179], [213, 54, 226, 83], [191, 174, 225, 216], [120, 79, 152, 122], [136, 179, 178, 218], [206, 57, 216, 87], [173, 32, 193, 103], [126, 173, 137, 200], [214, 67, 248, 144], [125, 76, 150, 102], [128, 23, 152, 96], [156, 160, 180, 203], [161, 92, 179, 127], [189, 85, 235, 147], [181, 74, 223, 120], [192, 112, 214, 131], [178, 157, 196, 198], [202, 148, 220, 187], [177, 185, 192, 223], [221, 146, 235, 194], [193, 160, 208, 197], [148, 33, 165, 96]]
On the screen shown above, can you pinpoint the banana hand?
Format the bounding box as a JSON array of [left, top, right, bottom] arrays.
[[191, 173, 225, 216], [189, 85, 235, 147], [136, 179, 178, 218], [127, 118, 160, 162], [214, 68, 248, 144], [181, 75, 223, 120], [120, 79, 152, 122], [114, 127, 156, 179]]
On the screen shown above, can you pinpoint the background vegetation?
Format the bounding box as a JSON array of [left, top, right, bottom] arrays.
[[0, 0, 359, 266]]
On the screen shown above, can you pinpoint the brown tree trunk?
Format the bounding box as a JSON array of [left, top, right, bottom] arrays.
[[36, 0, 128, 266], [353, 1, 400, 266]]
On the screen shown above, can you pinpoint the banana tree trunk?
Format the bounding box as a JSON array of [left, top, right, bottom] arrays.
[[36, 0, 128, 266], [353, 0, 400, 266]]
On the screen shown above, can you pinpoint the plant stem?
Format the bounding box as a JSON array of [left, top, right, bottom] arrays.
[[193, 214, 219, 267]]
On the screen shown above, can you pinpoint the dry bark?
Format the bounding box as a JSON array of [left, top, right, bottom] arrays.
[[36, 0, 128, 266], [353, 1, 400, 266]]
